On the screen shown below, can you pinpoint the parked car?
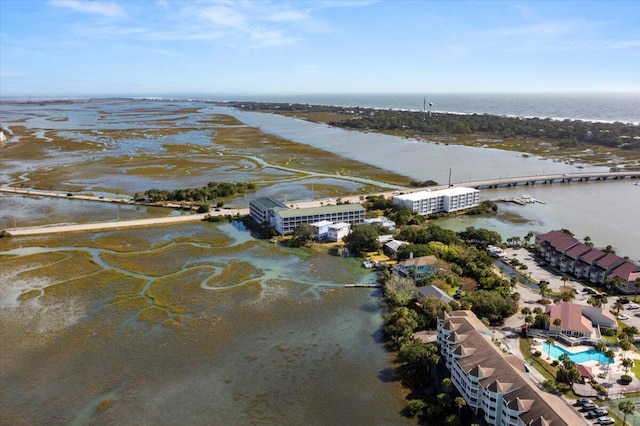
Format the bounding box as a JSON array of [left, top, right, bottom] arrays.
[[597, 416, 615, 425], [627, 303, 639, 310], [574, 397, 592, 406], [586, 408, 608, 418], [618, 314, 630, 320], [618, 298, 631, 304], [580, 402, 597, 411]]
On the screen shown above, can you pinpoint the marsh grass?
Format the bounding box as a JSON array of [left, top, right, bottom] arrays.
[[17, 251, 101, 284]]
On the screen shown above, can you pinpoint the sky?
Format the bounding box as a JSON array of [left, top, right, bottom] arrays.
[[1, 0, 639, 97]]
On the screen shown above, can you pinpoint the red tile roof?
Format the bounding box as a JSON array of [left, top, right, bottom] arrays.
[[577, 364, 594, 379], [608, 262, 640, 281], [580, 248, 606, 263], [546, 302, 592, 334], [553, 236, 579, 252], [565, 243, 592, 259], [536, 230, 566, 244], [596, 253, 624, 269]]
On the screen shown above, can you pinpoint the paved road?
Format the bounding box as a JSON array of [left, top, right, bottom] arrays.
[[6, 209, 249, 236]]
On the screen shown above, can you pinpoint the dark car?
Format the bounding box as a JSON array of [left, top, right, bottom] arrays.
[[66, 192, 73, 196], [580, 402, 596, 411], [574, 398, 592, 406], [618, 298, 631, 304], [586, 408, 608, 419]]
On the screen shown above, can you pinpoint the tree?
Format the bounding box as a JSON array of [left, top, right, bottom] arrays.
[[538, 280, 551, 302], [604, 244, 616, 254], [397, 340, 440, 376], [619, 400, 636, 426], [605, 349, 615, 365], [622, 358, 634, 374], [524, 231, 535, 247], [454, 396, 466, 416], [595, 342, 607, 365], [290, 223, 316, 247], [584, 235, 593, 247], [343, 224, 380, 255], [587, 296, 603, 308], [613, 301, 624, 316], [521, 307, 532, 316], [384, 275, 417, 307], [608, 277, 624, 294], [405, 399, 427, 418], [553, 318, 562, 328], [441, 378, 454, 393], [545, 337, 555, 360], [620, 338, 632, 360]]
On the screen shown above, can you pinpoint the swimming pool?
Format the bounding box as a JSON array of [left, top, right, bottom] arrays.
[[546, 343, 613, 364]]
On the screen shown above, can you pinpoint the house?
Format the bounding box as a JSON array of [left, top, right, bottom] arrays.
[[364, 216, 396, 232], [437, 310, 584, 426], [392, 255, 439, 281], [393, 187, 480, 215], [309, 220, 332, 240], [383, 239, 409, 258], [327, 222, 351, 242], [418, 285, 453, 304]]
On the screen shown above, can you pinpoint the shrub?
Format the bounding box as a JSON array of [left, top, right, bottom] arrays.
[[621, 375, 633, 384], [602, 328, 617, 337], [551, 360, 559, 366], [533, 351, 542, 357]]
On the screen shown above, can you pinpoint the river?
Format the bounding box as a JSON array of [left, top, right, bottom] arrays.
[[208, 105, 640, 261]]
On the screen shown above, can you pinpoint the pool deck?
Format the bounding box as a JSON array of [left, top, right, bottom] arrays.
[[531, 338, 640, 399]]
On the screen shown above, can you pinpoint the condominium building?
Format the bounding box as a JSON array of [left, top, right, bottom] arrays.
[[437, 310, 583, 426], [536, 230, 639, 292], [273, 204, 365, 235], [393, 187, 480, 215]]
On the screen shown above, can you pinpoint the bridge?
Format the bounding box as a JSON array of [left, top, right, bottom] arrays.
[[451, 171, 640, 189]]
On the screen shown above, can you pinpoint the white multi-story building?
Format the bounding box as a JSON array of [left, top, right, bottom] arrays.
[[273, 204, 365, 235], [393, 187, 480, 215], [327, 222, 351, 242], [437, 310, 583, 426]]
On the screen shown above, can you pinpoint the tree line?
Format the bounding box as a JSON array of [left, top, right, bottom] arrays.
[[225, 101, 640, 151], [135, 181, 255, 203]]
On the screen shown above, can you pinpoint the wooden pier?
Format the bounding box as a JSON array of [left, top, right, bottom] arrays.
[[344, 283, 382, 288]]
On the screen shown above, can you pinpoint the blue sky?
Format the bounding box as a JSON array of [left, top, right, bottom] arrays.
[[1, 0, 639, 96]]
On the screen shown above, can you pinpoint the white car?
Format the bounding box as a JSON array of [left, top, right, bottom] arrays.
[[597, 416, 615, 425], [627, 303, 640, 310], [618, 314, 630, 320]]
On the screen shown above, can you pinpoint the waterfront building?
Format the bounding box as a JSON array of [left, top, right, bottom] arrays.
[[310, 220, 332, 240], [392, 187, 480, 215], [363, 216, 396, 232], [535, 230, 640, 294], [437, 310, 584, 426], [327, 222, 351, 242], [249, 197, 288, 227], [273, 204, 365, 235], [392, 255, 439, 281]]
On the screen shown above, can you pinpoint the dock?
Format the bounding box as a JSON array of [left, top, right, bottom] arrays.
[[344, 283, 382, 288], [498, 195, 546, 205]]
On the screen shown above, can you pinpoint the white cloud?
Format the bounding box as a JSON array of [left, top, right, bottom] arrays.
[[49, 0, 126, 17]]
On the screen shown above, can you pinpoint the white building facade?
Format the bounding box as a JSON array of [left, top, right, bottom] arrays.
[[273, 204, 365, 235], [393, 187, 480, 215], [437, 310, 582, 426]]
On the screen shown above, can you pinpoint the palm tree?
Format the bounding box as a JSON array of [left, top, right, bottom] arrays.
[[454, 396, 466, 417], [605, 349, 615, 367], [619, 400, 636, 425], [584, 235, 593, 247], [613, 301, 624, 316], [619, 338, 632, 360], [622, 358, 634, 374], [545, 337, 555, 360], [524, 231, 534, 247], [595, 341, 607, 365]]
